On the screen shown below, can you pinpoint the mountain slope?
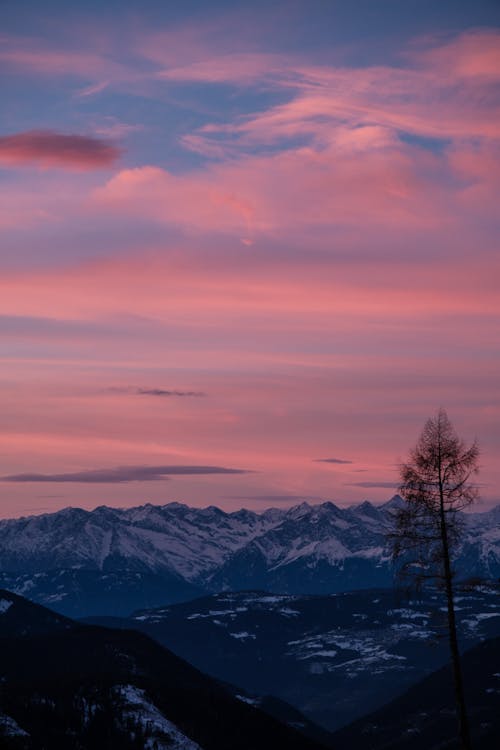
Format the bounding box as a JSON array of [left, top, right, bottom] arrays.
[[87, 585, 500, 731], [0, 499, 498, 616], [330, 636, 500, 749], [0, 589, 328, 750]]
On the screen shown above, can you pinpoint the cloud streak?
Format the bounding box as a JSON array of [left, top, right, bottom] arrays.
[[0, 465, 249, 483], [108, 386, 206, 398], [314, 458, 353, 465], [0, 15, 499, 513], [0, 130, 121, 170], [137, 388, 205, 397]]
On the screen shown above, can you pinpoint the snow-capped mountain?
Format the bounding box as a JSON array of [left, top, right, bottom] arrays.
[[0, 499, 498, 616]]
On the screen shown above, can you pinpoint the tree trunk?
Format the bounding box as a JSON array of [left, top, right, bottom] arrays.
[[438, 469, 472, 750]]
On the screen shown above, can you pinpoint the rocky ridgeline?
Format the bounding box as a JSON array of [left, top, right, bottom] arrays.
[[0, 499, 498, 616]]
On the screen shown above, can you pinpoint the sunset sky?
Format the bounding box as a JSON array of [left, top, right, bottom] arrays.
[[1, 0, 499, 517]]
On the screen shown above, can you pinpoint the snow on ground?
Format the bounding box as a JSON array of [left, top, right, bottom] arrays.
[[114, 684, 202, 750], [386, 608, 429, 621], [463, 611, 500, 633], [236, 694, 259, 705], [229, 631, 256, 640], [475, 612, 500, 621], [287, 627, 413, 677], [0, 712, 29, 737], [280, 607, 300, 616], [0, 599, 12, 614]]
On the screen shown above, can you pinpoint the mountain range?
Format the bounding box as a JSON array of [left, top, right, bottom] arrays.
[[1, 589, 498, 749], [0, 499, 498, 616], [0, 589, 327, 750], [88, 585, 500, 731]]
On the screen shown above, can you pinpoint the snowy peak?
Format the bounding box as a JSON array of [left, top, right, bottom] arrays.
[[0, 501, 277, 581], [285, 502, 314, 520], [381, 494, 404, 509], [0, 500, 498, 616]]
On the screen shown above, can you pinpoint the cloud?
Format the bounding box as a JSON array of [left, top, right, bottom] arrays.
[[413, 29, 500, 81], [88, 32, 500, 241], [314, 458, 353, 464], [93, 142, 444, 241], [75, 81, 110, 98], [0, 35, 132, 82], [0, 313, 120, 339], [137, 387, 205, 397], [108, 386, 206, 397], [197, 31, 500, 148], [1, 465, 249, 483], [0, 130, 122, 170], [344, 481, 399, 489], [156, 52, 285, 85]]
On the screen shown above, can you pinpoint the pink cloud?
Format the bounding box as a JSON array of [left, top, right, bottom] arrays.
[[169, 30, 500, 152], [0, 130, 122, 170], [75, 80, 110, 98], [4, 27, 499, 147], [85, 31, 500, 245], [448, 141, 500, 213], [214, 66, 500, 147], [0, 247, 498, 515], [1, 24, 499, 514], [0, 39, 113, 78], [156, 52, 285, 84], [0, 250, 498, 336], [92, 134, 464, 242], [0, 348, 498, 515], [93, 165, 257, 234], [413, 29, 500, 80]]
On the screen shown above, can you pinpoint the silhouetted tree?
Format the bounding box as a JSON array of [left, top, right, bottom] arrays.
[[390, 408, 479, 750]]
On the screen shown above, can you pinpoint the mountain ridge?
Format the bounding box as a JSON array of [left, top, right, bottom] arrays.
[[0, 498, 498, 616], [87, 585, 500, 732], [0, 589, 328, 750]]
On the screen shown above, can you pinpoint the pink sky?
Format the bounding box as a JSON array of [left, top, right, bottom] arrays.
[[0, 3, 499, 517]]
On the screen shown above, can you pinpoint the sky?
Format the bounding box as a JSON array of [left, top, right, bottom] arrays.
[[0, 0, 499, 517]]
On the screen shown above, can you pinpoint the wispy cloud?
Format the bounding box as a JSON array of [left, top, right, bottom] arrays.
[[75, 80, 110, 98], [0, 35, 130, 82], [314, 458, 353, 464], [137, 388, 205, 397], [1, 465, 249, 483], [0, 130, 121, 170], [0, 18, 499, 513], [0, 314, 118, 339], [156, 52, 286, 85], [108, 386, 206, 397]]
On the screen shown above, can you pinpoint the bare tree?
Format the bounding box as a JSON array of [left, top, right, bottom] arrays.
[[390, 408, 479, 750]]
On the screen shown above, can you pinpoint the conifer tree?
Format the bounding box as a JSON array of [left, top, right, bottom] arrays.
[[390, 409, 479, 750]]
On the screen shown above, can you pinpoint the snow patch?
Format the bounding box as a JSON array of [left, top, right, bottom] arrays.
[[475, 612, 500, 621], [0, 599, 13, 614], [229, 631, 256, 640], [236, 694, 259, 705], [280, 607, 300, 617], [0, 712, 29, 737], [114, 685, 201, 750]]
